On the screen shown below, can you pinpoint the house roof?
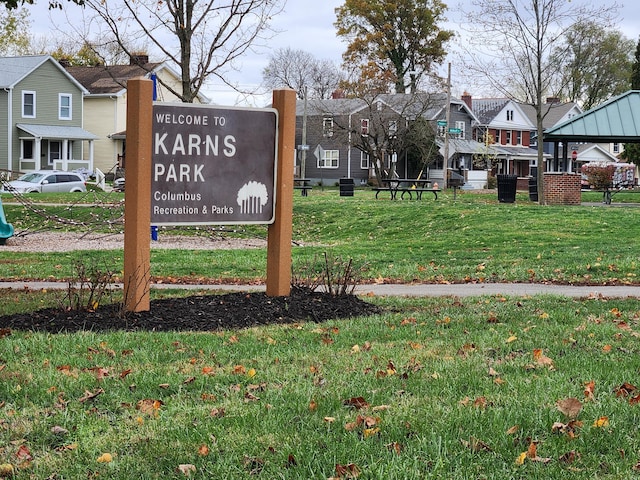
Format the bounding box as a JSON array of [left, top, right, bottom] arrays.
[[298, 93, 477, 123], [471, 98, 509, 125], [520, 101, 580, 129], [17, 123, 98, 140], [544, 90, 640, 143], [0, 55, 88, 93], [65, 62, 163, 95]]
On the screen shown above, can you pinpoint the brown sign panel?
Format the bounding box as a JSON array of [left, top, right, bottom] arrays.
[[151, 103, 278, 225]]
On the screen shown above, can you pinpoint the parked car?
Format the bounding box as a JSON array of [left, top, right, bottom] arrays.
[[1, 170, 87, 193]]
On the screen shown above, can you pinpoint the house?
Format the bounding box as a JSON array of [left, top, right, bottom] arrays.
[[466, 93, 582, 179], [65, 55, 209, 176], [0, 55, 98, 176], [295, 92, 488, 187]]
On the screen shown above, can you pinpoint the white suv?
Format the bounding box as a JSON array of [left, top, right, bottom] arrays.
[[2, 170, 87, 193]]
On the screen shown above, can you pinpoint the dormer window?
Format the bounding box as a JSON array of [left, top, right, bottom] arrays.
[[322, 116, 334, 137], [506, 109, 514, 121], [361, 118, 369, 135]]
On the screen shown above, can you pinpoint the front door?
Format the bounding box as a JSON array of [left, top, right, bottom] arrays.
[[49, 141, 61, 167]]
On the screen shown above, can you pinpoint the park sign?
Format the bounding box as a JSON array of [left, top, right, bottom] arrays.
[[151, 103, 278, 225]]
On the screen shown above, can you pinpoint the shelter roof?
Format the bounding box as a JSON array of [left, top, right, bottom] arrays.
[[544, 90, 640, 143]]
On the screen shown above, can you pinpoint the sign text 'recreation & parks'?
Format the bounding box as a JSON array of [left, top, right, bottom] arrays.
[[151, 103, 278, 225]]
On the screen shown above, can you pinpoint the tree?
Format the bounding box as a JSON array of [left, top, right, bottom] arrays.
[[621, 37, 640, 167], [334, 0, 454, 94], [463, 0, 617, 204], [1, 0, 82, 9], [73, 0, 284, 103], [262, 48, 342, 100], [0, 7, 31, 55], [554, 21, 633, 110]]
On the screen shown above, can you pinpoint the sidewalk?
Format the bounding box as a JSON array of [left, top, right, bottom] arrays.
[[1, 281, 639, 298]]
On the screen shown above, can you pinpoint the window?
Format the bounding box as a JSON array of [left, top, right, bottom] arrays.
[[494, 129, 501, 144], [389, 120, 398, 134], [21, 139, 34, 160], [22, 91, 35, 118], [613, 143, 620, 154], [59, 94, 72, 120], [505, 130, 512, 145], [322, 117, 334, 137], [530, 131, 537, 147], [318, 149, 339, 168], [455, 121, 465, 139], [361, 118, 369, 135], [516, 131, 522, 145], [506, 109, 514, 121], [360, 151, 370, 169]]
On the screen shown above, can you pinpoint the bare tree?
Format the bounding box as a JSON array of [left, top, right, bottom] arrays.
[[262, 48, 342, 99], [67, 0, 284, 102], [462, 0, 618, 203]]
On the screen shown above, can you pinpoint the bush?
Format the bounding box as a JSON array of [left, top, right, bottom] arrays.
[[581, 163, 615, 189]]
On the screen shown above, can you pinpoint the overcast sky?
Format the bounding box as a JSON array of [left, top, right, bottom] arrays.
[[32, 0, 640, 106]]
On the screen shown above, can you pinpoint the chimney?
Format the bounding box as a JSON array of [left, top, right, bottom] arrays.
[[546, 97, 560, 104], [331, 89, 345, 99], [130, 54, 149, 66], [59, 58, 71, 68], [461, 91, 472, 109]]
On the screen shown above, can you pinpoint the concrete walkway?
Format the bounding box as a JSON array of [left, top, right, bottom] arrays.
[[2, 281, 639, 298]]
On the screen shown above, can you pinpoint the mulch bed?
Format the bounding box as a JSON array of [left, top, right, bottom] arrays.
[[0, 288, 382, 333]]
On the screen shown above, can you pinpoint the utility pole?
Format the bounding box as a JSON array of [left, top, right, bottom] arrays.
[[443, 62, 451, 190]]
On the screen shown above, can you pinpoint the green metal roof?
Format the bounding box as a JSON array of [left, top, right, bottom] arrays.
[[544, 90, 640, 143]]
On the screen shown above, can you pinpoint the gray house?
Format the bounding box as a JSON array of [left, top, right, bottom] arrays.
[[295, 92, 486, 187], [0, 55, 97, 176]]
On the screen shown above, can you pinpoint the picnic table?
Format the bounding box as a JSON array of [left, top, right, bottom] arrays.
[[294, 178, 312, 196], [374, 178, 441, 200]]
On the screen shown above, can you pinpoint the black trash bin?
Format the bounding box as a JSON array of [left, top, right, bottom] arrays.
[[497, 174, 517, 203], [528, 167, 538, 202], [528, 177, 538, 202], [339, 178, 354, 197]]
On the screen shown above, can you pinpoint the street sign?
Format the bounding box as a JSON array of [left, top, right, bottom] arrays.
[[151, 103, 278, 225], [437, 120, 447, 126], [297, 144, 309, 151], [448, 127, 462, 134]]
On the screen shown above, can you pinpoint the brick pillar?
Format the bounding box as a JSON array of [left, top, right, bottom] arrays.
[[543, 173, 581, 205]]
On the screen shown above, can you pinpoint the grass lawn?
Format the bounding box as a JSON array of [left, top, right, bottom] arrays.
[[0, 188, 639, 285], [2, 188, 640, 478]]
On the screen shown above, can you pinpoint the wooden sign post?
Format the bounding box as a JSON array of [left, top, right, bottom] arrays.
[[123, 78, 153, 312], [266, 89, 296, 297]]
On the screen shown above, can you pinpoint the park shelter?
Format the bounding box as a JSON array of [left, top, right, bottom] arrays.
[[544, 90, 640, 172]]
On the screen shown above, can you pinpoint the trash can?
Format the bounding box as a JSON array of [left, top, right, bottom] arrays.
[[528, 167, 538, 202], [497, 174, 517, 203], [528, 176, 538, 202], [339, 178, 354, 197]]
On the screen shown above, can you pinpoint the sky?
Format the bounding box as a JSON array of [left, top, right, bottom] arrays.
[[30, 0, 640, 107]]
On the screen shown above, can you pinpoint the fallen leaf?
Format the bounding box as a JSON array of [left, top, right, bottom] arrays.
[[506, 335, 517, 343], [556, 397, 583, 418], [136, 399, 163, 416], [177, 463, 196, 475], [584, 380, 596, 401], [197, 445, 209, 456], [78, 388, 105, 403], [343, 397, 369, 410], [506, 425, 519, 435], [97, 453, 113, 463], [335, 463, 360, 478], [515, 451, 527, 465], [593, 416, 609, 428]]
